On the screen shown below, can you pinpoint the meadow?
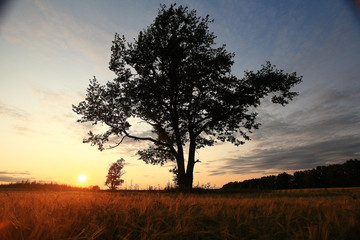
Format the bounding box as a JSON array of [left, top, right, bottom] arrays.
[[0, 188, 359, 239]]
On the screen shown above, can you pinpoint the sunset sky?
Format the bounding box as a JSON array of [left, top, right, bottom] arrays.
[[1, 0, 360, 189]]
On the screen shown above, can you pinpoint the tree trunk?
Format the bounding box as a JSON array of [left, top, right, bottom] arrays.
[[185, 170, 193, 191], [177, 171, 187, 191], [184, 136, 196, 191], [175, 152, 187, 191], [174, 133, 196, 191], [176, 157, 194, 191]]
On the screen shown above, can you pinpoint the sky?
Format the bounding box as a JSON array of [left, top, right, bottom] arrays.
[[1, 0, 360, 189]]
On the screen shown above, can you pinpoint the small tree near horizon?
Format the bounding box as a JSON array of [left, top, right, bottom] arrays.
[[73, 4, 302, 191], [105, 158, 125, 190]]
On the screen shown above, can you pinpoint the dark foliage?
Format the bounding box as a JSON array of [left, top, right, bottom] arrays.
[[105, 158, 126, 190], [73, 4, 302, 190], [222, 159, 360, 191], [89, 185, 101, 191], [0, 180, 92, 191]]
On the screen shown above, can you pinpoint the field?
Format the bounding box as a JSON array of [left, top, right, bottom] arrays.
[[1, 188, 359, 240]]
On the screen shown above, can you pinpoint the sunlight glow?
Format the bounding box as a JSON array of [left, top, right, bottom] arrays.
[[78, 174, 87, 182]]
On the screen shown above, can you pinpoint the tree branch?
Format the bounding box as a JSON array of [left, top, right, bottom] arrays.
[[124, 130, 162, 145], [107, 135, 127, 150]]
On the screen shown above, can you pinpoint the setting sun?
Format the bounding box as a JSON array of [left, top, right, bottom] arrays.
[[78, 174, 87, 183]]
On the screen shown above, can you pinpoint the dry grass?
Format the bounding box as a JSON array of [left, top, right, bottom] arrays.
[[0, 188, 359, 239]]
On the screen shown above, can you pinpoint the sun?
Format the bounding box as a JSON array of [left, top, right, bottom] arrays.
[[78, 174, 87, 183]]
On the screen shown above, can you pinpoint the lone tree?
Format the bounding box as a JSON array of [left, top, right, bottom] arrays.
[[73, 4, 302, 191], [105, 158, 125, 190]]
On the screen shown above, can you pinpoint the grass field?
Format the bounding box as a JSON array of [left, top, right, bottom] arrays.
[[0, 188, 359, 239]]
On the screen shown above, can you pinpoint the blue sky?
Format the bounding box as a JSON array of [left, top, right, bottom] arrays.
[[1, 0, 359, 188]]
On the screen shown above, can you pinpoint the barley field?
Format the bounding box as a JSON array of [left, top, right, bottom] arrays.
[[0, 188, 359, 240]]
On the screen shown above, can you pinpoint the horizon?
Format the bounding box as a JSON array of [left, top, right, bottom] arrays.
[[1, 0, 360, 189], [1, 158, 358, 190]]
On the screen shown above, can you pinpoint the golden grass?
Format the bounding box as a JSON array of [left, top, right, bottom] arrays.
[[0, 188, 359, 239]]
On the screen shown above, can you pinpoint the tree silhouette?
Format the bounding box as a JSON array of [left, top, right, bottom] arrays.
[[73, 4, 302, 190], [222, 159, 360, 191], [105, 158, 125, 190]]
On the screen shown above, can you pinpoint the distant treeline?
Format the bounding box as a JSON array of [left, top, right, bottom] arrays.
[[222, 159, 360, 191], [0, 180, 100, 191]]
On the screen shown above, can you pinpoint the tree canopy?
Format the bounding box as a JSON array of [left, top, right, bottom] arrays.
[[73, 4, 302, 190], [105, 158, 125, 190]]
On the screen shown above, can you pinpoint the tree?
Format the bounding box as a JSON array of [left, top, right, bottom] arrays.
[[275, 172, 294, 189], [105, 158, 125, 190], [73, 4, 302, 191], [89, 185, 101, 191]]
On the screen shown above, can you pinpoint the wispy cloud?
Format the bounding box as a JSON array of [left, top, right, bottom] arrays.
[[33, 88, 83, 127], [0, 102, 29, 121], [208, 134, 360, 177], [12, 125, 47, 136], [0, 171, 30, 175], [0, 170, 33, 183], [2, 0, 113, 72], [207, 86, 360, 177]]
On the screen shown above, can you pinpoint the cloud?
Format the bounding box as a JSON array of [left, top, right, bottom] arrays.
[[206, 87, 360, 176], [254, 86, 360, 141], [0, 102, 29, 120], [33, 88, 84, 128], [0, 170, 33, 183], [0, 171, 30, 175], [208, 134, 360, 177], [33, 88, 74, 112], [206, 79, 360, 178], [12, 125, 47, 136], [33, 88, 65, 102], [0, 102, 49, 136], [2, 0, 113, 71]]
